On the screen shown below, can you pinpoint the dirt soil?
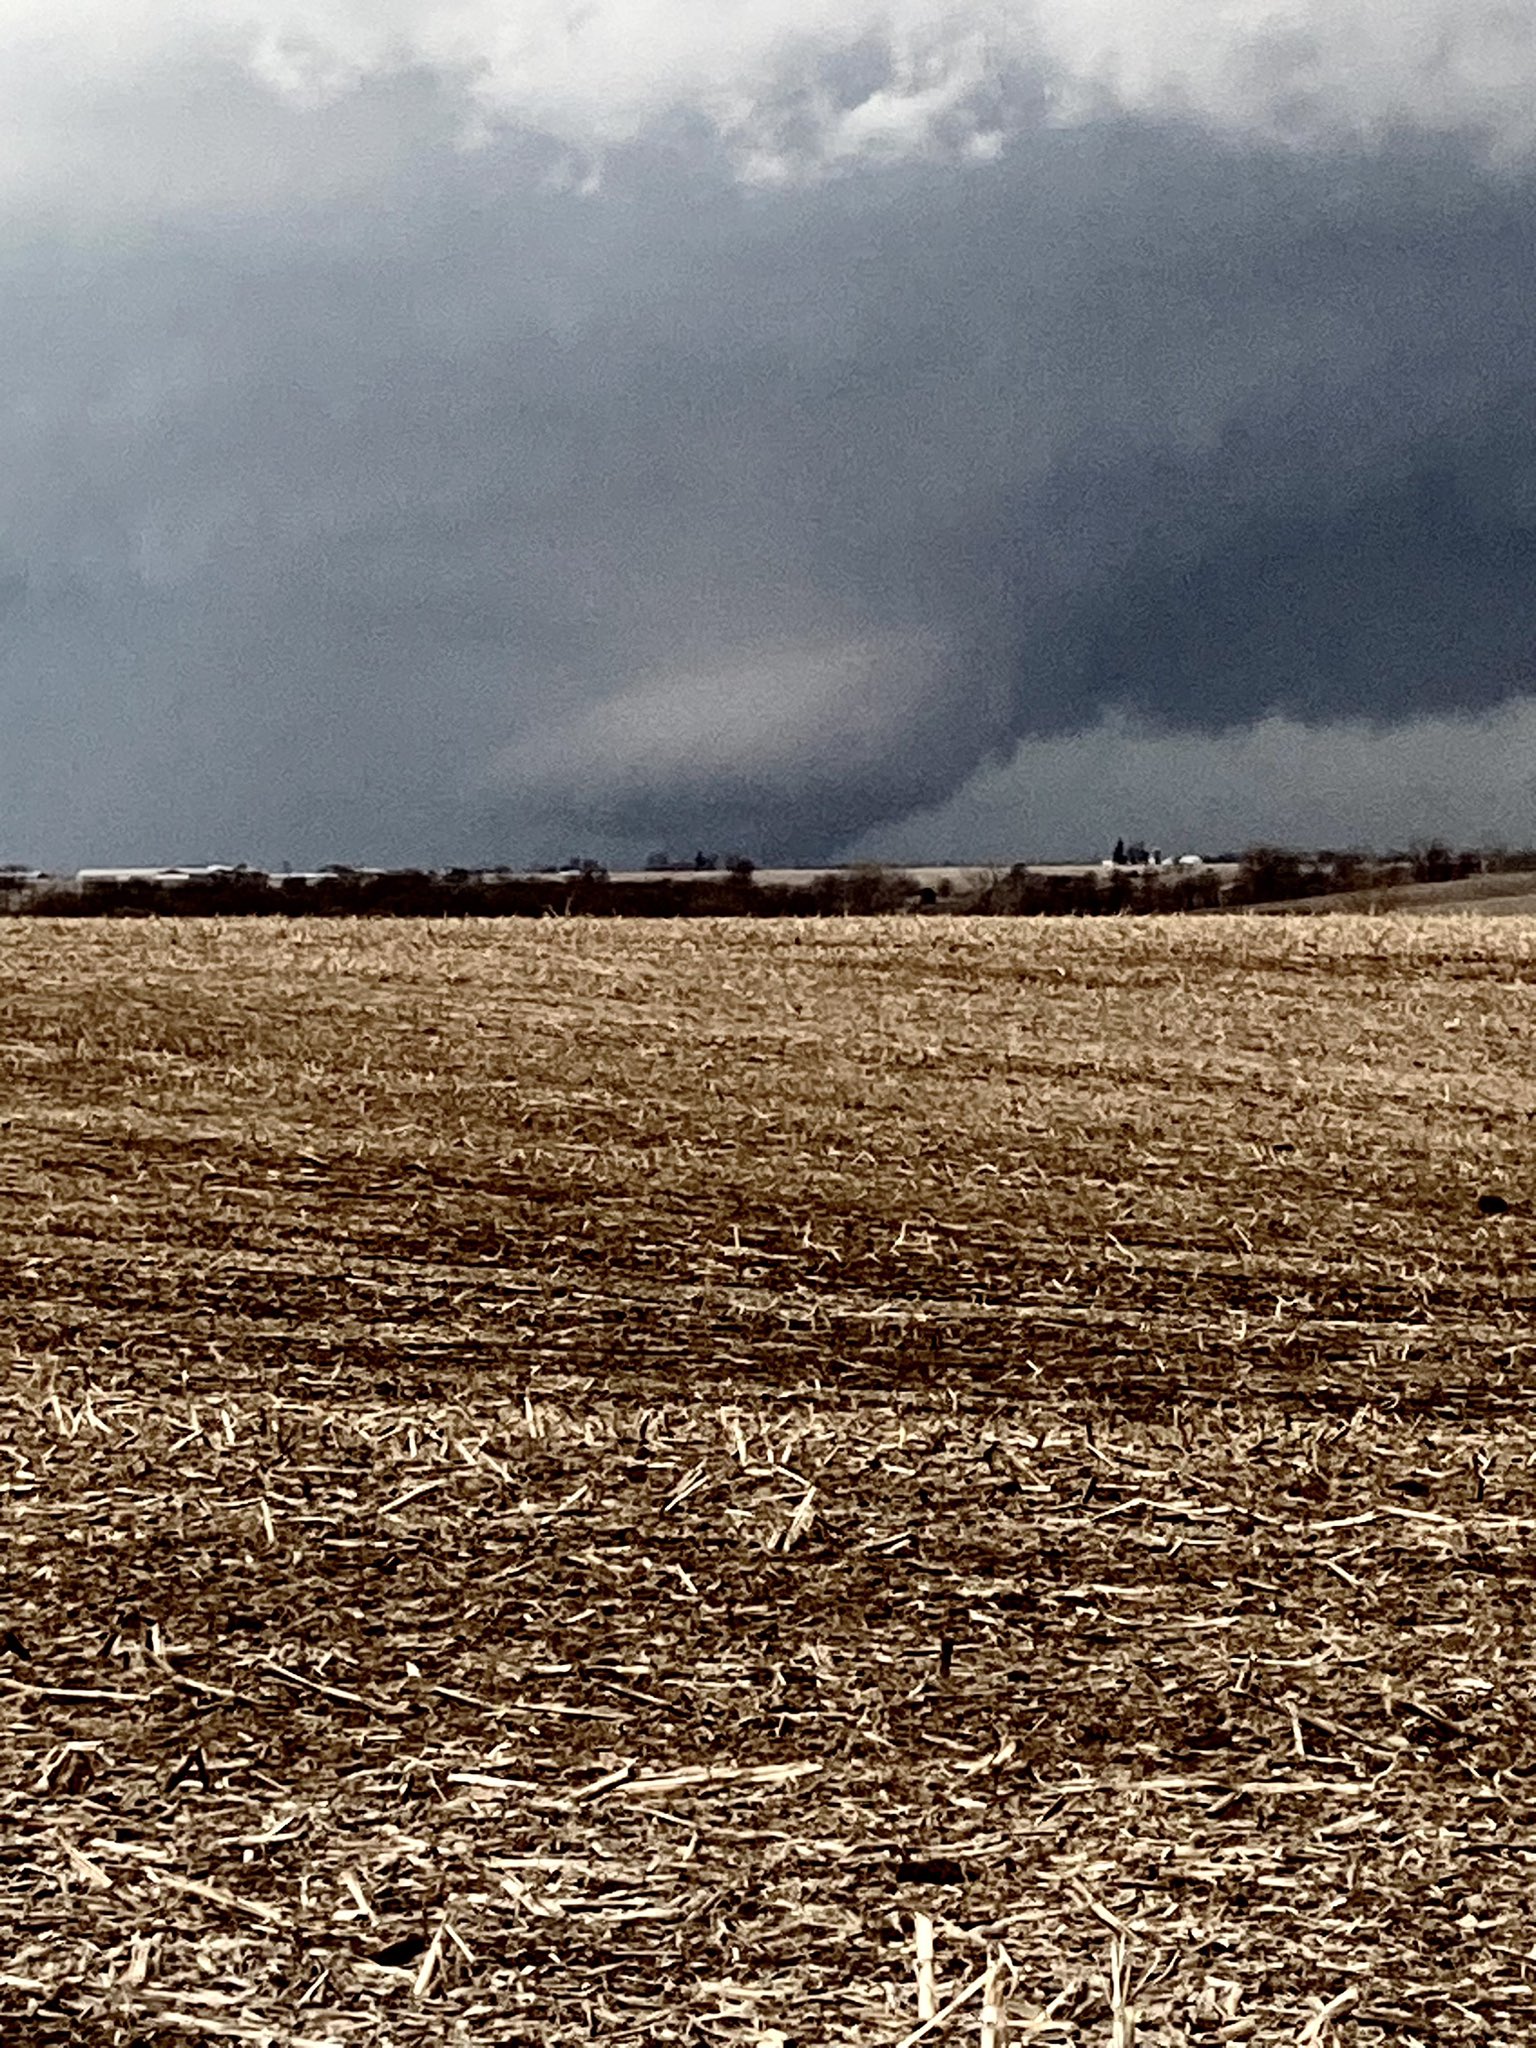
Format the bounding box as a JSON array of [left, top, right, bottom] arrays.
[[4, 916, 1536, 2047]]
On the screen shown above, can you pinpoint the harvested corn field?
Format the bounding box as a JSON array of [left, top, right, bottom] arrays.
[[4, 915, 1536, 2047]]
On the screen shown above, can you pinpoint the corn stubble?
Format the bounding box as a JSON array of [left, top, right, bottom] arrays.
[[2, 915, 1535, 2045]]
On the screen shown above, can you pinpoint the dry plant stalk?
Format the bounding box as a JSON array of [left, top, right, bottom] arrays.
[[1107, 1935, 1135, 2047], [979, 1951, 1010, 2047], [914, 1911, 938, 2020], [1297, 1985, 1358, 2043]]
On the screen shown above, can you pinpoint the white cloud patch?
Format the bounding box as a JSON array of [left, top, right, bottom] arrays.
[[1033, 0, 1536, 154], [1, 0, 1536, 202]]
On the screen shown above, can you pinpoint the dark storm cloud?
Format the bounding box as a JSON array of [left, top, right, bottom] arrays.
[[2, 52, 1536, 863]]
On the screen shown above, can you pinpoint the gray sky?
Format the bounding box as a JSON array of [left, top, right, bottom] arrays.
[[4, 2, 1536, 866]]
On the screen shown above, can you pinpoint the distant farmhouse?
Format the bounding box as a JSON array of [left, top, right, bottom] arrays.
[[1104, 841, 1204, 869]]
